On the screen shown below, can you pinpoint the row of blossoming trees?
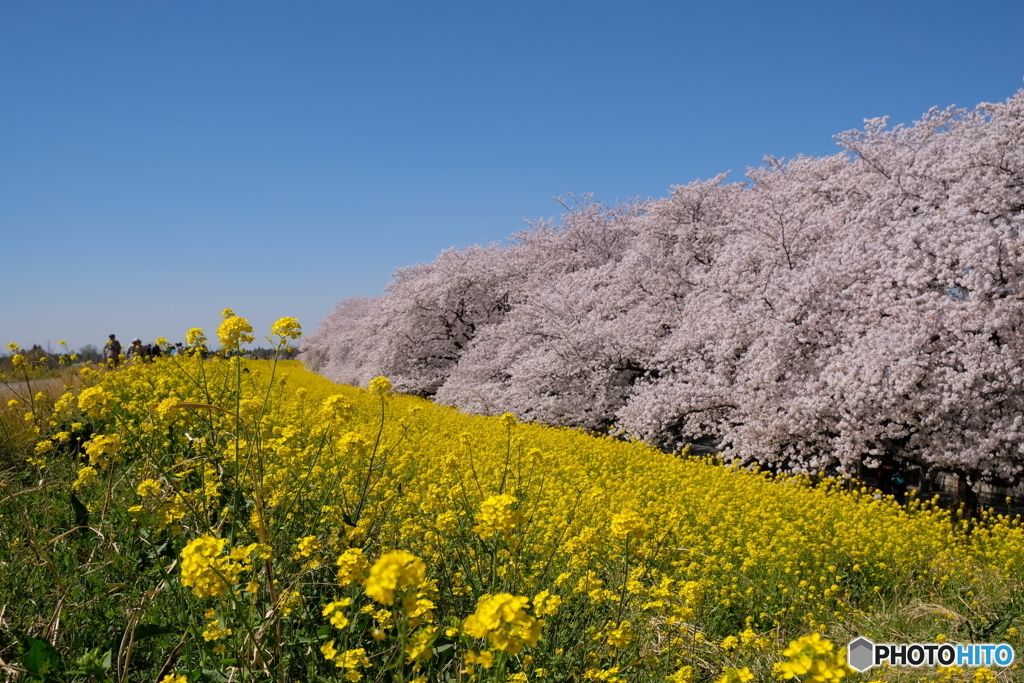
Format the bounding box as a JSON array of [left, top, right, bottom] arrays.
[[304, 90, 1024, 491]]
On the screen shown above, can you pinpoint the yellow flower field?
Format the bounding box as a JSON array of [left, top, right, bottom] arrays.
[[2, 315, 1024, 682]]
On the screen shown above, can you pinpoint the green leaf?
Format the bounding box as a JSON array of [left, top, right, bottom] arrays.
[[71, 492, 89, 529], [200, 668, 229, 683], [22, 636, 61, 677], [133, 623, 177, 641]]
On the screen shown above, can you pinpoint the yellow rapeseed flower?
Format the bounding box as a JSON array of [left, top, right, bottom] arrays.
[[271, 316, 302, 340], [185, 328, 207, 349], [463, 593, 541, 654], [474, 493, 525, 540], [715, 667, 754, 683], [605, 620, 633, 648], [136, 478, 162, 497], [180, 535, 249, 598], [777, 634, 850, 682], [84, 434, 121, 469], [405, 628, 437, 663], [217, 315, 255, 351], [610, 509, 647, 539], [336, 547, 370, 586], [668, 666, 694, 683], [368, 376, 392, 393], [334, 647, 371, 680], [323, 598, 352, 629], [201, 618, 232, 641], [464, 650, 494, 670], [533, 590, 562, 617], [365, 550, 425, 605], [77, 386, 110, 418], [294, 535, 320, 559], [72, 466, 99, 491], [321, 394, 353, 421]]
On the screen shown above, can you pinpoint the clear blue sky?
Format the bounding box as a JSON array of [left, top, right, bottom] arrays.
[[2, 0, 1023, 351]]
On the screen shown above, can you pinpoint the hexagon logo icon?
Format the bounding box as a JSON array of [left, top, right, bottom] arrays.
[[847, 637, 875, 672]]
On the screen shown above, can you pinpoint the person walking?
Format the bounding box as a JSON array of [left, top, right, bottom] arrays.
[[126, 338, 148, 362], [102, 334, 122, 368]]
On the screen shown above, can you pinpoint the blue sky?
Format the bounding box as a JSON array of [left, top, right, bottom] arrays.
[[2, 0, 1023, 351]]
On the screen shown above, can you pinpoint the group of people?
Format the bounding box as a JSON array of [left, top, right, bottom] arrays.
[[101, 334, 188, 368]]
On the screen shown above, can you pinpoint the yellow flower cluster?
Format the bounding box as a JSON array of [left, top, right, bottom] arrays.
[[201, 617, 232, 641], [321, 394, 353, 421], [321, 642, 370, 681], [473, 493, 525, 539], [364, 550, 426, 605], [532, 589, 561, 617], [72, 465, 99, 490], [77, 385, 109, 418], [775, 633, 851, 682], [270, 316, 302, 340], [323, 598, 352, 628], [180, 535, 253, 598], [336, 547, 370, 585], [136, 478, 161, 497], [463, 593, 542, 654], [609, 509, 647, 539], [668, 665, 695, 683], [217, 314, 255, 351], [368, 376, 392, 393], [84, 433, 120, 468], [185, 327, 207, 349], [715, 666, 754, 683]]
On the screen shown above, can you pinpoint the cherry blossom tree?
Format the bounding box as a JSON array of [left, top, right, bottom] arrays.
[[300, 296, 377, 386], [304, 89, 1024, 490]]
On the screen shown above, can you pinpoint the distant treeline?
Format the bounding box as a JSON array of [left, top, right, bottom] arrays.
[[0, 344, 101, 374], [0, 344, 297, 375]]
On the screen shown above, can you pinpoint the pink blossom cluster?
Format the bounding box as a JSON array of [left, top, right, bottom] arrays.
[[303, 90, 1024, 485]]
